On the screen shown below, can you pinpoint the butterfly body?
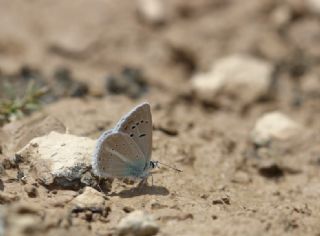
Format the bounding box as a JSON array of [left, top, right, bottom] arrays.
[[92, 103, 155, 181]]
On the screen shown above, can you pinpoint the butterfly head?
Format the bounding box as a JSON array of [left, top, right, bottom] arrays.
[[149, 160, 160, 169]]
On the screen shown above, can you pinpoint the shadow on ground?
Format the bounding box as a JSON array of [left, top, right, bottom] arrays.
[[109, 185, 170, 198]]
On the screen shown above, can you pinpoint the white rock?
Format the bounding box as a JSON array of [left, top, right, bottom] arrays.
[[71, 187, 105, 209], [16, 132, 96, 186], [117, 210, 159, 236], [137, 0, 166, 25], [191, 55, 273, 106], [251, 112, 302, 146]]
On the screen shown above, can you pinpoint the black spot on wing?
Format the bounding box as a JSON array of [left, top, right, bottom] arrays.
[[139, 134, 146, 137]]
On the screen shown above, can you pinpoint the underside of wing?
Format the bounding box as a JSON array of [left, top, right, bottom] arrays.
[[115, 102, 152, 162], [92, 131, 147, 178]]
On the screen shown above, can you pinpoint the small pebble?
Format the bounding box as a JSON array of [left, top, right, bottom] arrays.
[[24, 185, 38, 198], [137, 0, 166, 26], [71, 187, 105, 209], [232, 171, 251, 184], [251, 111, 302, 146], [116, 210, 159, 236]]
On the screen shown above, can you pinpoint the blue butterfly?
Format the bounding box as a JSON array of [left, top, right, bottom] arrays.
[[92, 103, 159, 184]]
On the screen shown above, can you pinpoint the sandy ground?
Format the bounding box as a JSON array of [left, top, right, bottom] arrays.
[[1, 0, 320, 235]]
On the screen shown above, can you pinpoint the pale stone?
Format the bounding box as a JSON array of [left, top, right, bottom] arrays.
[[137, 0, 166, 25], [251, 112, 302, 146], [16, 131, 96, 186], [117, 210, 159, 236], [191, 54, 273, 106], [71, 187, 105, 209]]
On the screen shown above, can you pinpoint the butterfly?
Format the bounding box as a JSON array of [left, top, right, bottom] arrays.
[[92, 102, 159, 184]]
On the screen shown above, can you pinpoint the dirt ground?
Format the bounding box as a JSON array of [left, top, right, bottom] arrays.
[[1, 0, 320, 235]]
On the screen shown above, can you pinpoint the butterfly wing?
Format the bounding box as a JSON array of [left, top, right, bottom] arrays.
[[92, 131, 147, 178], [115, 102, 152, 162]]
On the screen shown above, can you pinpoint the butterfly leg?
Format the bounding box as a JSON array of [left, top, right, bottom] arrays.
[[137, 177, 147, 189], [137, 171, 152, 189], [139, 176, 150, 187]]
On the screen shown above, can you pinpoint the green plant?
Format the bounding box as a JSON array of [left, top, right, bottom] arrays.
[[0, 80, 47, 126]]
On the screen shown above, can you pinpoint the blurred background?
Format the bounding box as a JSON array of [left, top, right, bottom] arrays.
[[1, 0, 320, 124], [1, 1, 320, 236]]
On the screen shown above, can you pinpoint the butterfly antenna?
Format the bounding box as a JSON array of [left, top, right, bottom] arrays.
[[157, 161, 182, 172]]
